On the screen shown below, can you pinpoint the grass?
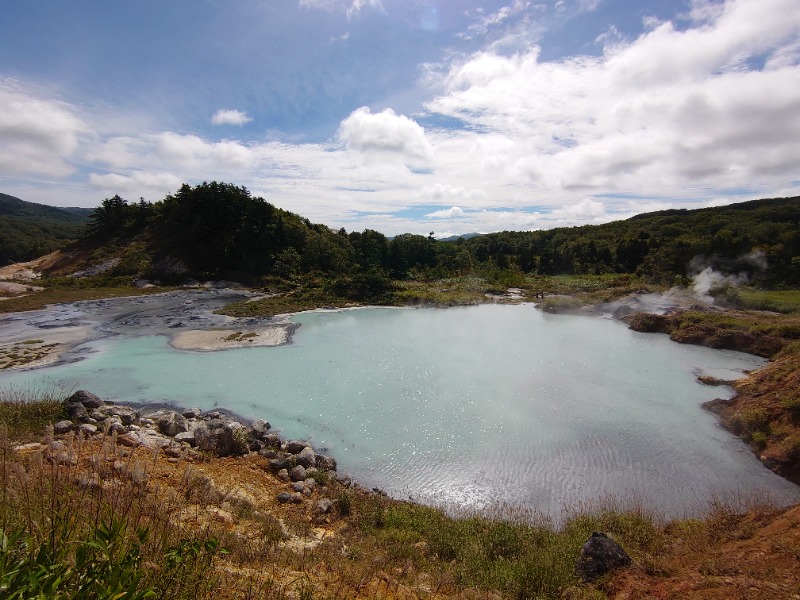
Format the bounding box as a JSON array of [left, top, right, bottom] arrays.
[[735, 288, 800, 314], [0, 386, 68, 440]]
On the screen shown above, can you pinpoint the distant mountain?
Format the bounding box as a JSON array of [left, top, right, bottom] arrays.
[[438, 233, 482, 242], [0, 193, 92, 266]]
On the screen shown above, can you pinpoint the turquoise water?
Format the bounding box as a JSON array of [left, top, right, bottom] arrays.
[[3, 303, 798, 518]]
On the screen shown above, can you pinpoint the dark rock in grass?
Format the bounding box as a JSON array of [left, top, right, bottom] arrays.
[[54, 420, 74, 435], [69, 390, 104, 409], [576, 532, 631, 581], [182, 407, 202, 419], [65, 402, 88, 420], [78, 423, 98, 437], [316, 498, 334, 514], [290, 465, 307, 482], [289, 492, 303, 504], [269, 458, 291, 472], [276, 492, 292, 504], [277, 469, 290, 483]]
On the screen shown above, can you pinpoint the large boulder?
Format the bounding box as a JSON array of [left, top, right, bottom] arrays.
[[156, 412, 188, 437], [295, 446, 316, 468], [193, 419, 248, 457], [68, 390, 104, 409], [576, 532, 631, 581]]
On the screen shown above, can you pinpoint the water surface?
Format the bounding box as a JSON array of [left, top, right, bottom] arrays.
[[3, 302, 798, 519]]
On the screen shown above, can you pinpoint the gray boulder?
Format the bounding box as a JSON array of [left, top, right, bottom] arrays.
[[193, 419, 247, 457], [315, 454, 337, 472], [78, 423, 98, 437], [68, 390, 104, 409], [287, 440, 307, 454], [107, 406, 138, 426], [251, 419, 271, 439], [576, 532, 631, 581], [174, 431, 196, 445], [157, 412, 188, 437], [296, 446, 316, 468], [54, 420, 74, 435], [65, 403, 88, 420], [290, 465, 307, 482]]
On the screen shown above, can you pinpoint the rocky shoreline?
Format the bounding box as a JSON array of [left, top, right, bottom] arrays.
[[43, 389, 348, 511]]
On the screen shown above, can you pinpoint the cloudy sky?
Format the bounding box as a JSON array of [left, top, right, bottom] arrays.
[[1, 0, 799, 237]]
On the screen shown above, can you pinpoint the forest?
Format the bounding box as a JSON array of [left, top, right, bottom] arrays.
[[83, 182, 800, 289], [0, 193, 91, 265]]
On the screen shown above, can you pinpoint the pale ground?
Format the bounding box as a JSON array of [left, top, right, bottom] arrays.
[[169, 326, 293, 351]]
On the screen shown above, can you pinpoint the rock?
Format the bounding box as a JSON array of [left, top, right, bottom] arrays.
[[287, 440, 307, 454], [290, 465, 307, 482], [248, 440, 263, 452], [277, 469, 290, 483], [174, 431, 196, 445], [296, 446, 316, 468], [13, 442, 44, 453], [289, 492, 303, 504], [194, 419, 243, 457], [182, 407, 202, 419], [335, 474, 352, 487], [107, 406, 138, 426], [117, 433, 140, 447], [269, 458, 291, 472], [157, 412, 188, 437], [163, 445, 182, 458], [46, 441, 77, 466], [78, 423, 98, 437], [259, 448, 278, 459], [316, 454, 337, 472], [108, 422, 127, 435], [576, 532, 631, 581], [316, 499, 334, 514], [68, 390, 104, 409], [65, 402, 88, 420], [303, 480, 316, 496], [276, 492, 292, 504], [54, 420, 74, 435], [89, 410, 108, 422], [251, 418, 271, 438], [292, 481, 305, 492], [263, 432, 282, 448]]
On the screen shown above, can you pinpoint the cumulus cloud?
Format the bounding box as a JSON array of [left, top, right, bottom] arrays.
[[426, 206, 465, 218], [0, 79, 87, 177], [211, 109, 252, 126], [425, 0, 800, 198], [338, 107, 432, 165]]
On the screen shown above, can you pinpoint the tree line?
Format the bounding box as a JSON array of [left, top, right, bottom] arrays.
[[86, 182, 800, 287]]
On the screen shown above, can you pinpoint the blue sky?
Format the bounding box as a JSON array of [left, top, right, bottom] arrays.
[[1, 0, 799, 236]]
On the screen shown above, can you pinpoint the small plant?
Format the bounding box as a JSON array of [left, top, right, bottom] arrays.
[[751, 430, 768, 449]]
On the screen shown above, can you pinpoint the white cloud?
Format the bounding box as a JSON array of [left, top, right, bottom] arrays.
[[338, 106, 432, 165], [89, 171, 183, 196], [0, 79, 87, 177], [211, 109, 252, 126], [426, 206, 465, 218], [425, 0, 800, 198]]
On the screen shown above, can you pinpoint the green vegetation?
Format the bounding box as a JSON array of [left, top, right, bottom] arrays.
[[0, 193, 91, 265], [61, 183, 800, 289], [0, 387, 66, 439]]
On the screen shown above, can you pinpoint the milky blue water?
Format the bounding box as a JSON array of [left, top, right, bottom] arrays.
[[3, 303, 799, 518]]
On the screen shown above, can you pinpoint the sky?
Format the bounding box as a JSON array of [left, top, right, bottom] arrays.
[[1, 0, 799, 237]]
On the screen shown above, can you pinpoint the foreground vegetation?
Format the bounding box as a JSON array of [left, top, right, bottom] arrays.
[[2, 392, 798, 599]]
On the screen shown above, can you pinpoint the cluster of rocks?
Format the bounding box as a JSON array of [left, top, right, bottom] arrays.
[[53, 390, 343, 510]]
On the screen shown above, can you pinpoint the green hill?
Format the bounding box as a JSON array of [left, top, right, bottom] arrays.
[[0, 193, 92, 266], [42, 183, 800, 290]]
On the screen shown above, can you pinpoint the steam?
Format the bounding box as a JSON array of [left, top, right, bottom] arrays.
[[600, 250, 769, 318], [688, 251, 767, 303]]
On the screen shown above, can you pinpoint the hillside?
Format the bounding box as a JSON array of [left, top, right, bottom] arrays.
[[31, 184, 800, 294], [0, 193, 92, 266]]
